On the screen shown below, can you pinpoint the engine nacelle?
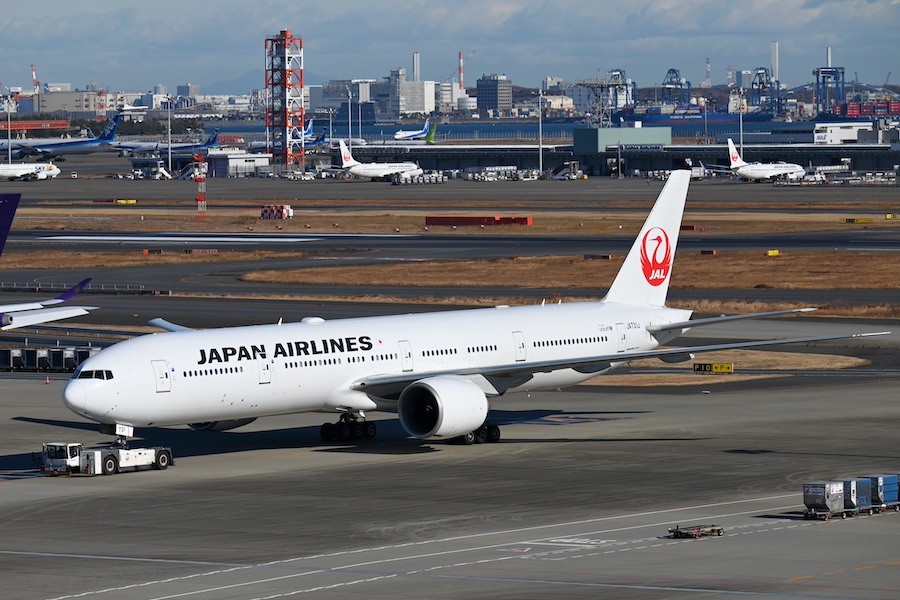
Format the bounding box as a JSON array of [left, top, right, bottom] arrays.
[[398, 376, 488, 439], [188, 418, 257, 432]]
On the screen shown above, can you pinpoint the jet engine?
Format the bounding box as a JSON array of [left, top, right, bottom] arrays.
[[188, 418, 257, 432], [398, 376, 488, 439]]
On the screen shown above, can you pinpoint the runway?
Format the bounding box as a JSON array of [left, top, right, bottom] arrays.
[[1, 319, 898, 600]]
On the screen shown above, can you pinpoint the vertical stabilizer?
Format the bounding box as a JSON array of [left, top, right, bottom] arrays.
[[98, 114, 121, 142], [727, 138, 747, 169], [338, 140, 360, 168], [602, 171, 690, 307], [423, 122, 438, 144], [0, 194, 21, 257]]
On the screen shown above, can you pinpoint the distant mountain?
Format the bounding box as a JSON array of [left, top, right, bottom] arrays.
[[205, 70, 328, 95]]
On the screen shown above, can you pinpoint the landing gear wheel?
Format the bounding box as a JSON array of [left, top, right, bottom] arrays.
[[338, 424, 352, 441], [153, 450, 172, 470], [102, 454, 118, 475], [459, 432, 476, 445], [487, 424, 501, 443], [363, 422, 377, 439], [474, 428, 487, 444], [351, 423, 364, 440], [320, 422, 334, 442]]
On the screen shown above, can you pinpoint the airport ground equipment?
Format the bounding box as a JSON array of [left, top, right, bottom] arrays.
[[803, 481, 851, 519], [843, 478, 874, 515], [859, 474, 900, 513], [668, 524, 724, 538], [39, 442, 174, 476]]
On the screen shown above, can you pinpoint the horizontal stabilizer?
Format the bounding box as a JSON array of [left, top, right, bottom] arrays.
[[647, 308, 818, 333]]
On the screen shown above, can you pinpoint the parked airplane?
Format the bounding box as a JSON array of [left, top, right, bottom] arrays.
[[0, 163, 61, 181], [246, 120, 317, 152], [0, 114, 121, 162], [247, 129, 329, 153], [726, 138, 805, 181], [112, 130, 219, 157], [0, 194, 96, 329], [394, 119, 431, 140], [61, 172, 886, 446], [338, 140, 423, 180], [379, 123, 438, 146]]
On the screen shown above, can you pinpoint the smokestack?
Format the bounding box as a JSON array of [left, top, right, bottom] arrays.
[[413, 51, 420, 82], [827, 46, 832, 68], [459, 51, 464, 90], [771, 41, 779, 82]]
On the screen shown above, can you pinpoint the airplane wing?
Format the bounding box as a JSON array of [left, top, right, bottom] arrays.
[[351, 330, 889, 397], [1, 305, 97, 330], [0, 278, 97, 330], [148, 318, 194, 332]]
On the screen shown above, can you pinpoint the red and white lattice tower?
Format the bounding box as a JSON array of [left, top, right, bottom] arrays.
[[265, 30, 305, 167], [193, 154, 207, 220]]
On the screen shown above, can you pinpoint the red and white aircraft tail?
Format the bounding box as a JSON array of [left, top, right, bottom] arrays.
[[727, 138, 749, 169], [338, 140, 360, 168], [603, 170, 689, 307]]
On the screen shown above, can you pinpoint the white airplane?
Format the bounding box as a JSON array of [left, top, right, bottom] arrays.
[[62, 172, 887, 446], [112, 130, 219, 157], [0, 163, 61, 181], [338, 140, 423, 180], [246, 121, 317, 152], [394, 119, 431, 140], [727, 138, 805, 181], [0, 114, 121, 162], [0, 193, 96, 329]]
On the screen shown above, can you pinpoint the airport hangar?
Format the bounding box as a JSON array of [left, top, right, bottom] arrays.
[[304, 127, 900, 177]]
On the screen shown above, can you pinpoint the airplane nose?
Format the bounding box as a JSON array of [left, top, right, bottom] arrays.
[[63, 380, 86, 411]]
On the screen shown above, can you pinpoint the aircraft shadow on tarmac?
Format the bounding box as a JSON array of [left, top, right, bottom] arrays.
[[5, 408, 673, 468]]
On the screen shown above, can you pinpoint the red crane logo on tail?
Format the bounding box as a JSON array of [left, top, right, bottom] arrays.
[[640, 227, 671, 286]]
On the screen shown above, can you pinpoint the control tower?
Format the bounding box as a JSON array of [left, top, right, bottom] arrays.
[[265, 30, 305, 166]]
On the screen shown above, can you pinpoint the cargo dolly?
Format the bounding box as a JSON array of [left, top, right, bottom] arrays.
[[668, 524, 725, 539]]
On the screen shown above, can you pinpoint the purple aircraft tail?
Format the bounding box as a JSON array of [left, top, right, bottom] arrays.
[[0, 194, 22, 257]]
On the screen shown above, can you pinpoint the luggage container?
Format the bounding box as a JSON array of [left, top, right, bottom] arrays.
[[859, 474, 900, 513], [804, 481, 847, 519], [843, 478, 873, 515]]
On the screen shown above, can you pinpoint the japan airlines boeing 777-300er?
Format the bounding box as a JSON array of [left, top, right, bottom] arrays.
[[0, 194, 96, 329], [61, 172, 887, 446], [727, 138, 806, 181], [338, 140, 423, 180], [0, 114, 121, 162]]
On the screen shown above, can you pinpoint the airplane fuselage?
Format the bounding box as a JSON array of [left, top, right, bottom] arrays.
[[734, 162, 805, 180], [63, 302, 689, 428]]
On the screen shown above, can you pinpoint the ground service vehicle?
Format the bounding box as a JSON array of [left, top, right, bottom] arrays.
[[668, 525, 725, 538], [40, 442, 174, 476]]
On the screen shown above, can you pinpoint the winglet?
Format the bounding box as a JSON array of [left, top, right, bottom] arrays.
[[0, 194, 22, 257], [603, 171, 691, 307], [53, 278, 92, 303]]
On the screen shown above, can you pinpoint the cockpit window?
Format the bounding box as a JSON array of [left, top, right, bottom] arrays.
[[77, 370, 113, 380]]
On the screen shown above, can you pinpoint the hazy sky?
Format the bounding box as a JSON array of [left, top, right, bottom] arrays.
[[2, 0, 897, 94]]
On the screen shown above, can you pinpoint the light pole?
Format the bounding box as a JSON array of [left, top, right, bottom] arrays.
[[538, 89, 543, 176], [739, 87, 744, 155], [346, 86, 352, 151], [1, 83, 13, 164], [167, 95, 172, 175]]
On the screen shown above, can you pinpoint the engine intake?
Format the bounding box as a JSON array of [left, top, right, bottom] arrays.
[[398, 376, 488, 439]]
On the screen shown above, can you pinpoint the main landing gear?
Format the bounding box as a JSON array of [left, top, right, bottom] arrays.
[[446, 421, 501, 445], [319, 412, 377, 442]]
